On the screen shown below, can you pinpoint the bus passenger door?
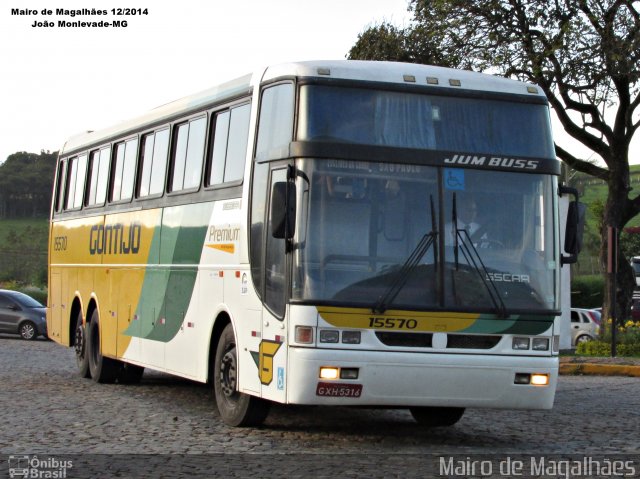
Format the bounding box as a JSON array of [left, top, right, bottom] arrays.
[[260, 167, 289, 403]]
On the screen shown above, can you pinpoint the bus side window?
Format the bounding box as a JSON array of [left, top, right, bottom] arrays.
[[87, 147, 112, 207], [170, 116, 206, 192], [255, 83, 295, 161], [139, 128, 169, 198], [73, 153, 88, 209], [54, 160, 67, 213], [111, 138, 138, 202], [64, 157, 78, 210], [208, 102, 251, 186]]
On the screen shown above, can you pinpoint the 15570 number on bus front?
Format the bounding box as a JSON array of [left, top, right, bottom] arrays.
[[368, 317, 417, 329]]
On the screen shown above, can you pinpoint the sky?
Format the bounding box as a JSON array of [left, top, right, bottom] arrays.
[[0, 0, 412, 164], [0, 0, 636, 167]]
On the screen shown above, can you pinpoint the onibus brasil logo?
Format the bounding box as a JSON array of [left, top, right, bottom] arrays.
[[8, 455, 72, 478]]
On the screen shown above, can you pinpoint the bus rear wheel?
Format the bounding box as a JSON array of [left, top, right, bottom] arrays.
[[409, 407, 465, 427], [213, 323, 270, 427], [87, 310, 119, 384]]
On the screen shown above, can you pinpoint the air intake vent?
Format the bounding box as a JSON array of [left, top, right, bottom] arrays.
[[375, 332, 501, 349], [447, 334, 501, 349], [376, 332, 432, 347]]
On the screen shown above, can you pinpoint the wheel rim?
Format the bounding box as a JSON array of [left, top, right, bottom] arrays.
[[21, 323, 35, 339], [219, 345, 238, 398], [75, 323, 85, 359]]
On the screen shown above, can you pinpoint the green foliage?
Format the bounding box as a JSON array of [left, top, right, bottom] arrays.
[[576, 341, 640, 358], [571, 275, 604, 309], [348, 21, 462, 67], [0, 219, 49, 287], [577, 320, 640, 357], [0, 150, 57, 219]]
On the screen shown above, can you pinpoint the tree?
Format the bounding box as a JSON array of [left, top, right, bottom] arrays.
[[349, 0, 640, 321], [0, 151, 57, 218]]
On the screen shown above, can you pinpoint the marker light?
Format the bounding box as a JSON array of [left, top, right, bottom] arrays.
[[342, 331, 361, 344], [320, 367, 339, 380], [532, 338, 550, 351], [512, 337, 530, 350], [319, 330, 339, 343], [531, 374, 549, 386], [340, 368, 359, 380], [295, 326, 314, 344]]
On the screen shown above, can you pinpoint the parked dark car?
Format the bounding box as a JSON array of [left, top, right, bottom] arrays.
[[0, 290, 47, 340]]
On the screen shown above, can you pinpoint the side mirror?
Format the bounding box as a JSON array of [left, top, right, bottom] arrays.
[[560, 185, 585, 265], [270, 181, 296, 239]]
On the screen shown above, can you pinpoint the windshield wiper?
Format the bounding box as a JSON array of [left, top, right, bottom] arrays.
[[373, 196, 438, 314], [452, 193, 508, 318]]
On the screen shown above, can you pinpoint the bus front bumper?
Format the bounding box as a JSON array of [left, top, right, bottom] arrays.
[[287, 347, 558, 409]]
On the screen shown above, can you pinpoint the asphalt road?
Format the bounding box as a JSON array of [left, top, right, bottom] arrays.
[[1, 335, 639, 478]]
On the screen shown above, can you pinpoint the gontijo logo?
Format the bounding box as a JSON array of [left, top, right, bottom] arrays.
[[89, 222, 141, 255]]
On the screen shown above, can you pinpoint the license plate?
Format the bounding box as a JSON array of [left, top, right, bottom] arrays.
[[316, 382, 362, 398]]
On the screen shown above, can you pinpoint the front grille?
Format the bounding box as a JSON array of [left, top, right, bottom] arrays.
[[447, 334, 501, 349], [375, 332, 501, 349], [375, 332, 432, 347]]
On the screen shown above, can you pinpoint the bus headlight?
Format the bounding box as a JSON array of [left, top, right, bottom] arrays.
[[512, 337, 530, 350], [319, 367, 339, 379], [319, 330, 340, 343], [341, 331, 361, 344], [531, 374, 549, 386], [532, 338, 550, 351]]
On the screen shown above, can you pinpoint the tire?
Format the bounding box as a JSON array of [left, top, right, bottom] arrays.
[[87, 310, 119, 384], [19, 321, 37, 340], [118, 363, 144, 384], [410, 407, 465, 427], [575, 334, 592, 345], [213, 323, 270, 427], [73, 312, 91, 378]]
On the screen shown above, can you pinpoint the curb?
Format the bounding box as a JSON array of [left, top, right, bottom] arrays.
[[559, 363, 640, 377]]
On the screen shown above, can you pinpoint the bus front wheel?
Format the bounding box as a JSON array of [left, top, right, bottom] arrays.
[[409, 407, 465, 427], [87, 310, 119, 384], [213, 323, 270, 427]]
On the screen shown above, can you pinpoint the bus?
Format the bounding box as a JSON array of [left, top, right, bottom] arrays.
[[48, 60, 582, 427]]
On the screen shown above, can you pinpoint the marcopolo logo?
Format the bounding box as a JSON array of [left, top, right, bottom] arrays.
[[8, 455, 72, 478]]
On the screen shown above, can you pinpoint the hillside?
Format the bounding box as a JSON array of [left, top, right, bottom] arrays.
[[0, 218, 49, 286]]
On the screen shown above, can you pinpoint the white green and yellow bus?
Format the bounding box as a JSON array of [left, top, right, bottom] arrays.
[[48, 60, 582, 427]]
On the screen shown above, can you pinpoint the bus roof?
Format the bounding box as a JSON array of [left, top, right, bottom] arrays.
[[60, 60, 545, 157]]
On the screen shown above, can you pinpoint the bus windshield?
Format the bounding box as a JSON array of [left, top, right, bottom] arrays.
[[298, 85, 555, 159], [292, 159, 558, 314]]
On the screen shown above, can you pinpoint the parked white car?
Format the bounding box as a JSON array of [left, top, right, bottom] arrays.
[[570, 308, 601, 346]]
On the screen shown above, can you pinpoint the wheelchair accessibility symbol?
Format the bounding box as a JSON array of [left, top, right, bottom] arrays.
[[444, 168, 465, 191], [277, 367, 285, 390]]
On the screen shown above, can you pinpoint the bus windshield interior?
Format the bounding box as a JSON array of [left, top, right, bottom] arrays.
[[298, 85, 555, 159], [292, 160, 558, 314]]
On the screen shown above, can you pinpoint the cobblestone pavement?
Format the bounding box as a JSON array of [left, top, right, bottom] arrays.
[[1, 335, 639, 477]]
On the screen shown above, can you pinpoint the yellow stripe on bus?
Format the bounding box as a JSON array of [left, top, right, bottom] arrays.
[[317, 306, 478, 332]]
